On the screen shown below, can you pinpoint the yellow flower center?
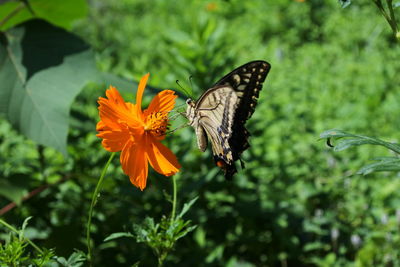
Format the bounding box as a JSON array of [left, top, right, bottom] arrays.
[[144, 111, 169, 137]]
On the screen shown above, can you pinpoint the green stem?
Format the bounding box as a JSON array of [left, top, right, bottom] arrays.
[[372, 0, 399, 35], [171, 175, 177, 220], [387, 0, 399, 32], [86, 152, 116, 267], [0, 218, 43, 254]]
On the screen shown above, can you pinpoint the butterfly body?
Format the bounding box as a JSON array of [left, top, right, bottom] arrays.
[[186, 60, 271, 179]]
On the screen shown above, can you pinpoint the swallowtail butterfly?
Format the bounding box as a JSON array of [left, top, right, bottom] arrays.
[[186, 60, 271, 179]]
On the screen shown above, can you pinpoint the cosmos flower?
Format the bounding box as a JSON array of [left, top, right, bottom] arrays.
[[96, 73, 181, 190]]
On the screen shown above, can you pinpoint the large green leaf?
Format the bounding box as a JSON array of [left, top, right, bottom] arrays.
[[0, 0, 87, 31], [0, 19, 97, 156]]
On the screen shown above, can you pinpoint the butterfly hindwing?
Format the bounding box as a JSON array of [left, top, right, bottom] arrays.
[[187, 86, 238, 166], [186, 60, 271, 179]]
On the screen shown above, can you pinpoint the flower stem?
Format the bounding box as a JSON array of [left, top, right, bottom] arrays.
[[86, 152, 116, 266], [0, 218, 43, 254], [171, 175, 177, 220]]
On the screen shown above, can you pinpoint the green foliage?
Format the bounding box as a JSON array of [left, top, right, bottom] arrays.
[[0, 217, 54, 267], [1, 0, 400, 266], [104, 198, 197, 266], [321, 129, 400, 175], [0, 217, 87, 267], [320, 129, 400, 265], [54, 251, 86, 267], [0, 234, 30, 266]]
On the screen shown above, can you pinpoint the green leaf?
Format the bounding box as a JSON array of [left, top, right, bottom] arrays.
[[18, 216, 31, 241], [100, 72, 138, 94], [0, 20, 97, 156], [357, 157, 400, 175], [206, 245, 224, 263], [177, 197, 198, 218], [320, 129, 400, 154], [20, 217, 31, 232], [55, 250, 86, 267], [103, 232, 134, 242], [0, 0, 88, 31], [338, 0, 351, 8]]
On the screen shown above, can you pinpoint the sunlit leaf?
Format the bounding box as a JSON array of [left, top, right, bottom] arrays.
[[320, 129, 400, 154], [54, 250, 86, 267], [357, 157, 400, 175], [0, 19, 97, 156], [177, 196, 198, 218], [103, 232, 134, 242], [0, 0, 88, 31], [338, 0, 351, 8]]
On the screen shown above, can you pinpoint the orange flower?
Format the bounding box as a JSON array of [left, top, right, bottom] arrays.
[[96, 73, 181, 190]]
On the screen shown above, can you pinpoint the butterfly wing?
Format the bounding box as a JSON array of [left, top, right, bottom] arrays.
[[186, 86, 239, 176], [214, 61, 271, 167], [187, 60, 271, 179]]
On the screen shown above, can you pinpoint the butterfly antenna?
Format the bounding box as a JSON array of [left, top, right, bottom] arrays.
[[176, 80, 192, 98], [188, 75, 199, 99], [189, 75, 194, 94], [171, 102, 187, 111], [169, 109, 186, 121], [166, 122, 188, 135]]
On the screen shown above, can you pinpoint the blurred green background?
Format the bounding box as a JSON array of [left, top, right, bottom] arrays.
[[1, 0, 400, 266]]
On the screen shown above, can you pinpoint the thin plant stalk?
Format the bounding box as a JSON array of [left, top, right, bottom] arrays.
[[171, 175, 177, 220], [86, 152, 116, 266], [157, 175, 178, 267], [372, 0, 399, 39]]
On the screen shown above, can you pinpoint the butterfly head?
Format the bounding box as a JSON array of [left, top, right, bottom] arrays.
[[186, 98, 195, 106]]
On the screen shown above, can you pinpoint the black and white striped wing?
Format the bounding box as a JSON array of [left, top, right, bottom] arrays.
[[213, 61, 271, 162], [186, 60, 271, 179]]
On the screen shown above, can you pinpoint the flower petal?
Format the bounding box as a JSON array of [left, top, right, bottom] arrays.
[[147, 136, 181, 176], [145, 90, 177, 115], [98, 86, 142, 129], [96, 120, 109, 132], [96, 129, 130, 152], [136, 73, 150, 118], [120, 139, 149, 190]]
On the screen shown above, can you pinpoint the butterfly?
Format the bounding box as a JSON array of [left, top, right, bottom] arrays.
[[186, 60, 271, 179]]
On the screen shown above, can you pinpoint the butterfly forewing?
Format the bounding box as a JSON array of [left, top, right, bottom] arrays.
[[214, 61, 271, 165], [214, 60, 270, 123]]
